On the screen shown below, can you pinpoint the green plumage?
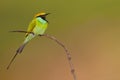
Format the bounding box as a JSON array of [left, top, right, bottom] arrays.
[[24, 17, 48, 44]]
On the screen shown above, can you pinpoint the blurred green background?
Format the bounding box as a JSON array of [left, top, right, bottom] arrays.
[[0, 0, 120, 80]]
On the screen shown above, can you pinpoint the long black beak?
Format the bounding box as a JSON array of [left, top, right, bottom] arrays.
[[45, 13, 50, 16]]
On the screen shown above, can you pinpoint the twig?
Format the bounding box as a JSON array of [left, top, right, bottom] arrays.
[[10, 30, 34, 35], [40, 34, 77, 80]]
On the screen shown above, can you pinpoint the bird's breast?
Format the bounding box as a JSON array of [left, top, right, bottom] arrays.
[[33, 22, 48, 35]]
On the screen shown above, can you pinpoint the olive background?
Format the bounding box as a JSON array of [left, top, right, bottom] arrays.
[[0, 0, 120, 80]]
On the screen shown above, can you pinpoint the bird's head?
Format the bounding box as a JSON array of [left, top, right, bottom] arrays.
[[34, 12, 50, 18], [34, 12, 50, 22]]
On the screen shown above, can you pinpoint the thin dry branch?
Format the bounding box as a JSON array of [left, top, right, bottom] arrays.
[[10, 30, 34, 35], [8, 30, 77, 80], [40, 34, 77, 80]]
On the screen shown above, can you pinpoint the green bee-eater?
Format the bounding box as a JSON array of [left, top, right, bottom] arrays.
[[7, 12, 50, 69]]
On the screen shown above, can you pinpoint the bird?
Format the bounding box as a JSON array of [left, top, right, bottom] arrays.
[[7, 12, 50, 69]]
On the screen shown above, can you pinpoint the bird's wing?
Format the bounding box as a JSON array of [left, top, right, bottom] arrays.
[[25, 19, 36, 37]]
